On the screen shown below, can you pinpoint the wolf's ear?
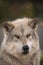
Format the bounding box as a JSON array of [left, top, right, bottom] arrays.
[[2, 22, 14, 32], [29, 18, 39, 31]]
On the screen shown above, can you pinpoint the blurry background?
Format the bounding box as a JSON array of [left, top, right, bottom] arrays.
[[0, 0, 43, 22], [0, 0, 43, 65]]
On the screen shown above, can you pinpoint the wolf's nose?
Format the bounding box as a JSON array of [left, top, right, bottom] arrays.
[[23, 45, 29, 51], [22, 45, 29, 55]]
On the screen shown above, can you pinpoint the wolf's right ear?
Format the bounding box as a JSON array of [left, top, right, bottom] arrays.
[[2, 22, 14, 32], [28, 18, 39, 31]]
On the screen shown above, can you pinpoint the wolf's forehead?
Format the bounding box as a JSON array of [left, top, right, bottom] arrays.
[[19, 25, 32, 33], [10, 17, 33, 34], [12, 25, 32, 35]]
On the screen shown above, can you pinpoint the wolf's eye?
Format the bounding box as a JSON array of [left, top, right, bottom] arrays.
[[26, 34, 30, 38], [14, 35, 20, 39]]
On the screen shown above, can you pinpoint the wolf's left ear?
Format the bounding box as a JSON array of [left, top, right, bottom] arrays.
[[2, 22, 14, 32], [29, 18, 39, 31]]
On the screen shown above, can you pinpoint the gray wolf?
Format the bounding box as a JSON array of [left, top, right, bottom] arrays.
[[0, 17, 40, 65]]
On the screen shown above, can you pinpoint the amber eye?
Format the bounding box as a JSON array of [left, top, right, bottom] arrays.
[[14, 34, 20, 39], [26, 34, 30, 38]]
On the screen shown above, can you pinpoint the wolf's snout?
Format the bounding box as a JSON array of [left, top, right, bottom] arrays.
[[22, 45, 29, 55]]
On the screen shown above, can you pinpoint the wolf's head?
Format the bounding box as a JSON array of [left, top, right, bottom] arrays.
[[2, 17, 39, 58]]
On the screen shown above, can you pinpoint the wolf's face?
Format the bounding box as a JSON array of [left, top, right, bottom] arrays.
[[2, 17, 39, 58]]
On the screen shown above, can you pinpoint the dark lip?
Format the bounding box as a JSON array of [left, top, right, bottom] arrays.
[[22, 51, 29, 55]]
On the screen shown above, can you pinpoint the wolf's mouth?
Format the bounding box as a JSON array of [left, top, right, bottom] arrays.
[[22, 51, 29, 55]]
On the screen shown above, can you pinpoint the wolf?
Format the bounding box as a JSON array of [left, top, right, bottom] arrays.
[[0, 17, 40, 65]]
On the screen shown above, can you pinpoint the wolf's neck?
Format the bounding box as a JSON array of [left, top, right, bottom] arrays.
[[0, 50, 32, 65], [0, 50, 37, 65]]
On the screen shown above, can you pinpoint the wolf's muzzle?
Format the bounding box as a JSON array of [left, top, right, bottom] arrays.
[[22, 45, 29, 55]]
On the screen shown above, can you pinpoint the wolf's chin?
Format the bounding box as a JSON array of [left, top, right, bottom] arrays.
[[22, 51, 29, 55]]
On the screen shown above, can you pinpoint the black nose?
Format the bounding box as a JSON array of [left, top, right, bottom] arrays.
[[23, 45, 29, 51], [22, 45, 29, 55]]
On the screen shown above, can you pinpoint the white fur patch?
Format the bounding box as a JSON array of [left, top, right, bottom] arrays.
[[14, 42, 23, 53], [8, 17, 32, 26], [27, 41, 32, 52], [1, 31, 7, 49], [12, 17, 32, 23]]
